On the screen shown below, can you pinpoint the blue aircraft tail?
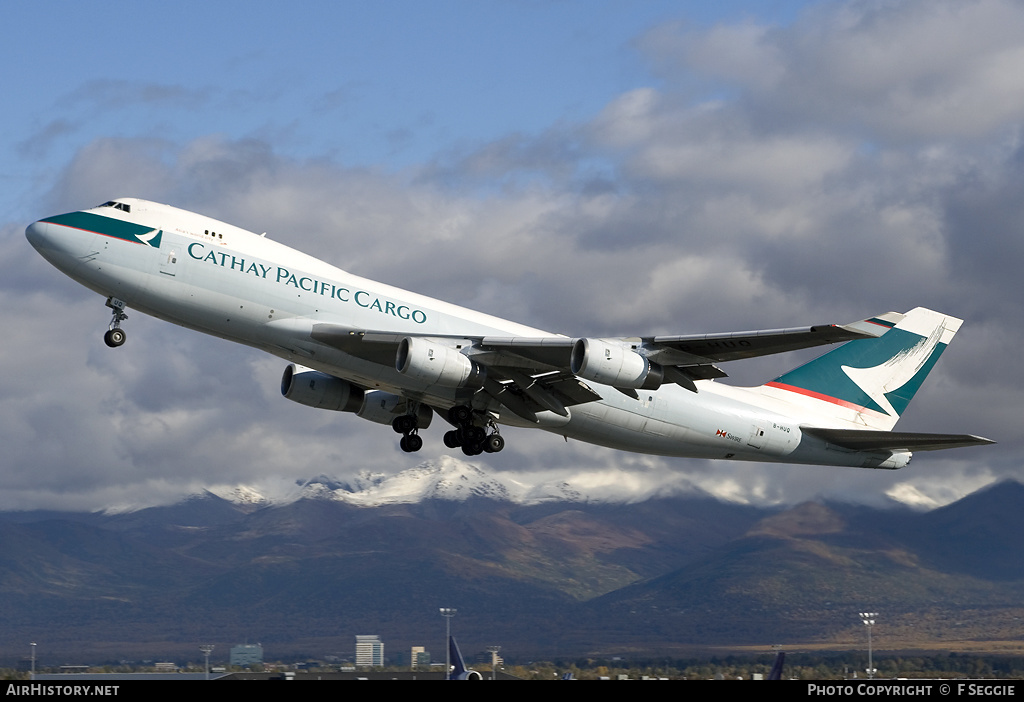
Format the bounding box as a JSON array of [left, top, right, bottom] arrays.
[[448, 636, 482, 680]]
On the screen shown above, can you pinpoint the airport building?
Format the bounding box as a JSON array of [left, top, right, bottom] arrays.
[[230, 643, 263, 667], [411, 646, 430, 670], [355, 635, 384, 667]]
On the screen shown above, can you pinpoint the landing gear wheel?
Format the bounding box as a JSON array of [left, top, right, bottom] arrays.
[[443, 430, 462, 448], [399, 434, 423, 453], [395, 407, 425, 452], [446, 405, 506, 455], [458, 425, 485, 445], [104, 328, 126, 348], [484, 434, 505, 453], [448, 405, 472, 424], [392, 415, 416, 434], [104, 297, 129, 348]]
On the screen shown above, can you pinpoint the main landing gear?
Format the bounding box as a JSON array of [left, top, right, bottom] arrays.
[[443, 405, 505, 456], [103, 297, 128, 348], [393, 404, 504, 455], [393, 413, 424, 453]]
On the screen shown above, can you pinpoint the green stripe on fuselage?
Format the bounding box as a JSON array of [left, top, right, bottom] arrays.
[[42, 211, 163, 248]]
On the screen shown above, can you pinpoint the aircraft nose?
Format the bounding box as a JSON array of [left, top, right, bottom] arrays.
[[25, 219, 52, 252], [26, 217, 96, 275]]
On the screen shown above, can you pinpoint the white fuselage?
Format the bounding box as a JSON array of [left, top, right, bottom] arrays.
[[26, 199, 904, 468]]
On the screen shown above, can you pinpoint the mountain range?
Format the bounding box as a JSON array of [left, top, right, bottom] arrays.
[[2, 457, 1022, 665]]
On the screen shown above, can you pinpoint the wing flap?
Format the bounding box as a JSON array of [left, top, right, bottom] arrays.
[[486, 370, 602, 419], [535, 372, 602, 406]]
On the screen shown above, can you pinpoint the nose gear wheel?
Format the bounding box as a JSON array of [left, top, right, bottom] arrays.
[[103, 297, 128, 348]]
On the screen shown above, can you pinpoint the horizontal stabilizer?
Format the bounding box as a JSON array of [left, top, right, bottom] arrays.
[[802, 426, 995, 452]]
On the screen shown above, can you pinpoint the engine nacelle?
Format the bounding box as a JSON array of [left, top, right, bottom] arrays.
[[396, 337, 485, 388], [357, 390, 433, 429], [570, 338, 664, 390], [281, 364, 364, 412], [452, 669, 483, 680]]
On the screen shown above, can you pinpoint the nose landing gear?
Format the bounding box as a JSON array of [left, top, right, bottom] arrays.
[[103, 297, 128, 348]]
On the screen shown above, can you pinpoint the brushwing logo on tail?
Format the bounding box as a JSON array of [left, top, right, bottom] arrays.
[[841, 322, 944, 419], [767, 308, 955, 421]]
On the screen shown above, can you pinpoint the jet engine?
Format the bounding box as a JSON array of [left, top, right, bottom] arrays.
[[570, 338, 664, 390], [452, 669, 484, 681], [281, 364, 363, 412], [396, 336, 486, 388], [283, 364, 432, 429]]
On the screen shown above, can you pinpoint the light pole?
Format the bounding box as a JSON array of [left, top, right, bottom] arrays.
[[199, 644, 214, 680], [30, 642, 36, 678], [487, 646, 501, 680], [440, 608, 457, 680], [859, 612, 877, 679]]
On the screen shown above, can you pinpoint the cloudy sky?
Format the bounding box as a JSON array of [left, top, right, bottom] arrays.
[[2, 0, 1021, 512]]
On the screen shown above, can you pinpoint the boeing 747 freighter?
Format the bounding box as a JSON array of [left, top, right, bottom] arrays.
[[26, 198, 992, 467]]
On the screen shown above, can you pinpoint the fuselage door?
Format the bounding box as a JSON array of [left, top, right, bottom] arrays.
[[748, 425, 766, 449], [158, 234, 178, 277]]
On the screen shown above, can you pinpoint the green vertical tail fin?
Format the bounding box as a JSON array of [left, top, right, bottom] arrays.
[[762, 308, 961, 430]]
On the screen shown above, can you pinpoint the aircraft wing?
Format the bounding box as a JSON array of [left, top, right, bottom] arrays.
[[642, 316, 891, 363], [462, 314, 892, 382], [309, 312, 892, 422], [312, 312, 889, 370], [801, 427, 996, 452]]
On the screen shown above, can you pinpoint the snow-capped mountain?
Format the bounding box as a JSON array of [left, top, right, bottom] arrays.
[[288, 455, 582, 506], [209, 456, 590, 509]]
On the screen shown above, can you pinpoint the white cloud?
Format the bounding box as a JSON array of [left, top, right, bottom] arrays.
[[640, 0, 1024, 142]]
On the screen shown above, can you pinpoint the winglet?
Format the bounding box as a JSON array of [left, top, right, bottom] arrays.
[[834, 311, 904, 339]]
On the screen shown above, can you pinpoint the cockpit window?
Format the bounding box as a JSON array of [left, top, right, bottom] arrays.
[[99, 201, 131, 213]]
